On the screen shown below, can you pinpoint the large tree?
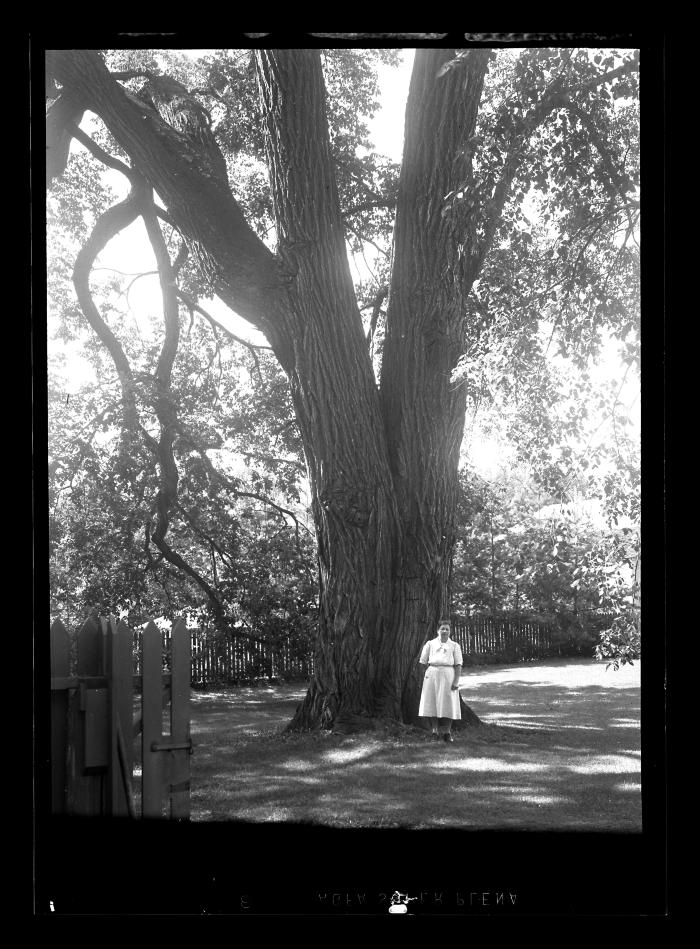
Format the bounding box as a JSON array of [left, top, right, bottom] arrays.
[[46, 45, 639, 730]]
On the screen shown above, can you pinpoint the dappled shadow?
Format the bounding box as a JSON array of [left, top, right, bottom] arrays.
[[190, 685, 307, 736], [188, 659, 641, 831], [458, 659, 641, 756]]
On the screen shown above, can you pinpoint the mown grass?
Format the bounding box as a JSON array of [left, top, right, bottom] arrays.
[[185, 658, 641, 831]]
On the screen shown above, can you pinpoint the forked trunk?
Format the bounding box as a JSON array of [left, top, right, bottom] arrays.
[[259, 49, 490, 731], [51, 48, 491, 733]]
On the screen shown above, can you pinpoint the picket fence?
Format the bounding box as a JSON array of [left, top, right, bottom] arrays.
[[50, 616, 191, 819], [132, 626, 313, 685], [451, 615, 558, 661], [135, 614, 565, 687]]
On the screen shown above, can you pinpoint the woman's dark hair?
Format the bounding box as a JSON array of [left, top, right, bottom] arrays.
[[438, 617, 451, 626]]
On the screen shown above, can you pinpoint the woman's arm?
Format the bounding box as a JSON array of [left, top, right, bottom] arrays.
[[452, 664, 462, 689]]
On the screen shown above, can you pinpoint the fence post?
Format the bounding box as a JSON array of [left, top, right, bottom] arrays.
[[141, 621, 163, 818], [169, 618, 191, 819], [70, 616, 105, 815], [105, 617, 134, 818], [50, 619, 71, 814]]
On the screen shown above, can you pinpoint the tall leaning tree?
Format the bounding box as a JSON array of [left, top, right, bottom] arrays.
[[46, 46, 639, 731]]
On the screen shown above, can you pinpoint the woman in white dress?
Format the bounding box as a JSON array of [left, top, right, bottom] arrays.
[[418, 619, 463, 742]]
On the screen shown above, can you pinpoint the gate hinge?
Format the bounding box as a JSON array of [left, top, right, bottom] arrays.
[[150, 739, 193, 754]]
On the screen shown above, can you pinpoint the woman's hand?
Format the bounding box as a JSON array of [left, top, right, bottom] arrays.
[[451, 683, 459, 691]]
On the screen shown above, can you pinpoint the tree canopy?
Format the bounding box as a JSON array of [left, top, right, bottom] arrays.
[[46, 44, 640, 729]]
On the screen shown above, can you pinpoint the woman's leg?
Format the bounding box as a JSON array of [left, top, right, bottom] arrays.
[[430, 717, 438, 734]]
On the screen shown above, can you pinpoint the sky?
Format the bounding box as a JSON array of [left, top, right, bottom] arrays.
[[48, 47, 639, 484]]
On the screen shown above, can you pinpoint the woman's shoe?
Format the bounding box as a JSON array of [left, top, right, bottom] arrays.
[[431, 732, 440, 741], [443, 733, 454, 742]]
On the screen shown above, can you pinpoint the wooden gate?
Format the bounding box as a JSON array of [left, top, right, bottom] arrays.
[[50, 616, 191, 819]]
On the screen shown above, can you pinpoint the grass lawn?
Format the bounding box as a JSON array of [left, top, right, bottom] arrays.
[[184, 657, 640, 830]]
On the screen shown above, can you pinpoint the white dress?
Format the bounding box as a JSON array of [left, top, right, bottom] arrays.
[[418, 637, 463, 719]]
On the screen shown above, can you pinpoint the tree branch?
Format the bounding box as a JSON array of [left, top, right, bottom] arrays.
[[109, 69, 156, 82], [50, 49, 296, 366], [238, 450, 306, 474], [176, 289, 273, 356], [187, 439, 313, 538], [146, 520, 225, 618], [342, 198, 397, 219], [365, 285, 388, 346], [46, 92, 85, 187], [579, 52, 639, 92], [472, 50, 639, 274], [72, 177, 150, 435], [135, 202, 230, 621], [559, 96, 638, 225], [344, 222, 390, 258], [68, 123, 136, 181], [175, 503, 235, 573]]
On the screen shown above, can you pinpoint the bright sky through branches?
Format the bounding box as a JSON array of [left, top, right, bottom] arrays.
[[48, 47, 639, 486], [81, 51, 414, 345]]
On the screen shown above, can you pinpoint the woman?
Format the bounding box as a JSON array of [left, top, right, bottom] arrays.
[[418, 618, 463, 741]]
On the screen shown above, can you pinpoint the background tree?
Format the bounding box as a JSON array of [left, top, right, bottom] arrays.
[[46, 44, 639, 730]]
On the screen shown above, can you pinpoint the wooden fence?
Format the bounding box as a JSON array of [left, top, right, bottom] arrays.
[[152, 615, 579, 686], [451, 615, 558, 662], [132, 626, 313, 685], [52, 615, 582, 725], [50, 616, 191, 819], [137, 614, 571, 686]]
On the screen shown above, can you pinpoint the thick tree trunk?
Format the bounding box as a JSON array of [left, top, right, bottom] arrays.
[[378, 49, 490, 727], [255, 51, 403, 730], [254, 49, 489, 730]]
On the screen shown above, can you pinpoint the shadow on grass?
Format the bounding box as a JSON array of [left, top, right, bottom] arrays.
[[187, 660, 640, 831]]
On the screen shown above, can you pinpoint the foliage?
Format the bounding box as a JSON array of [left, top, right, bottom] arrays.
[[452, 455, 639, 654], [48, 324, 317, 641], [46, 45, 640, 675], [595, 614, 640, 670]]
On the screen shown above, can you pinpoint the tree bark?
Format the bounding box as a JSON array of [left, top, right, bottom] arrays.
[[378, 49, 490, 725], [254, 49, 490, 729], [255, 50, 402, 730]]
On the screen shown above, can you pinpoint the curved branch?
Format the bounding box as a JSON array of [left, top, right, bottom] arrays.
[[140, 195, 180, 386], [67, 123, 136, 181], [137, 194, 189, 600], [51, 49, 295, 366], [176, 289, 273, 355], [147, 521, 225, 618], [175, 503, 236, 573], [72, 176, 150, 433]]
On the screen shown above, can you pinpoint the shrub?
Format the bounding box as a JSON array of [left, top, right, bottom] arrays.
[[595, 612, 640, 670]]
